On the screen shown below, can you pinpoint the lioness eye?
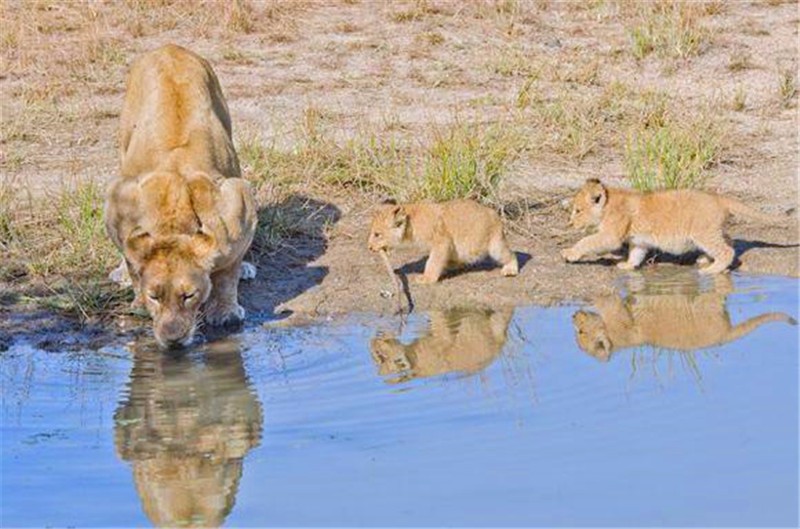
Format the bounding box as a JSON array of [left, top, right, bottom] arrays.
[[183, 291, 197, 301], [373, 233, 381, 238], [148, 292, 160, 302]]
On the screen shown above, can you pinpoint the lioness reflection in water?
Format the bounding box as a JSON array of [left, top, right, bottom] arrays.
[[573, 273, 797, 362], [114, 339, 262, 528], [370, 307, 513, 383]]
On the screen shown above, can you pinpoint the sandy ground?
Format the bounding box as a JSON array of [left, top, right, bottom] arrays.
[[1, 1, 798, 332]]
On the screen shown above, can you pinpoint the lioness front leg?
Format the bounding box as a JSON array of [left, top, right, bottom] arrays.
[[205, 259, 246, 326], [562, 234, 622, 263]]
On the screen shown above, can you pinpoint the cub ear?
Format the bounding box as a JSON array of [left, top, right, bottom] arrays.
[[391, 206, 408, 228], [124, 228, 153, 272], [381, 198, 397, 206], [190, 226, 220, 270], [585, 178, 607, 206]]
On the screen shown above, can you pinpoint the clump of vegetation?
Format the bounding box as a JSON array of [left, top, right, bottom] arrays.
[[626, 1, 711, 60], [778, 67, 797, 106], [1, 178, 124, 320], [240, 110, 524, 205], [624, 116, 721, 191]]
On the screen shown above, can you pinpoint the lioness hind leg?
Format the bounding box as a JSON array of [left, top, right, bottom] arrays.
[[489, 233, 518, 277], [617, 246, 648, 270], [694, 234, 735, 275], [205, 260, 246, 326]]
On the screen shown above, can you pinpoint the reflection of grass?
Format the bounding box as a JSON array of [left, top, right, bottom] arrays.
[[628, 347, 707, 388]]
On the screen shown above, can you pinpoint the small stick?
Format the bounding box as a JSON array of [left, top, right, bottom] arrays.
[[379, 249, 406, 315]]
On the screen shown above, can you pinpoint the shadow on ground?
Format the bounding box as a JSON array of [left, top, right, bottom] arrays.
[[242, 194, 341, 321]]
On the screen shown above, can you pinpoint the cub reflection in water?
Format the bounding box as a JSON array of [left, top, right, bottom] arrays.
[[573, 274, 796, 362], [370, 307, 513, 383], [114, 339, 262, 528]]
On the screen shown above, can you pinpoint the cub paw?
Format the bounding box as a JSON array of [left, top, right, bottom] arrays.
[[239, 261, 257, 281], [501, 262, 519, 277], [561, 248, 580, 263], [205, 304, 246, 327], [413, 274, 438, 285]]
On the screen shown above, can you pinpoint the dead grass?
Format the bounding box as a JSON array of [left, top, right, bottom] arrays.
[[624, 0, 714, 60]]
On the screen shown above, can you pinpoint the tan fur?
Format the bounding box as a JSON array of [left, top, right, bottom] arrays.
[[562, 178, 788, 274], [105, 44, 256, 347], [367, 200, 518, 283], [573, 275, 796, 361], [115, 339, 262, 528], [370, 307, 512, 382]]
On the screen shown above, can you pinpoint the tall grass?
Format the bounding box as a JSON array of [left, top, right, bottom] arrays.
[[626, 1, 711, 60], [624, 118, 721, 191]]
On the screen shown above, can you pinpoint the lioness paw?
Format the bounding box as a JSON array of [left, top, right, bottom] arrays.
[[239, 261, 257, 280], [109, 260, 132, 287], [206, 304, 246, 327]]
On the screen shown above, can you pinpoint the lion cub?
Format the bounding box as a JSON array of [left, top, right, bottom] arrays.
[[368, 199, 518, 283], [562, 178, 787, 274]]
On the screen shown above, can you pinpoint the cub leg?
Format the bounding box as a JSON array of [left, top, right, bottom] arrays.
[[562, 233, 623, 263], [617, 246, 648, 270], [694, 234, 735, 275], [417, 242, 452, 284], [489, 232, 518, 277], [204, 258, 246, 326]]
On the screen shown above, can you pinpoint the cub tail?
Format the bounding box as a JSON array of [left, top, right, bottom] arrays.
[[720, 197, 791, 224]]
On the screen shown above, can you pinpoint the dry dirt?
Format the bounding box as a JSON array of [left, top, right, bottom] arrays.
[[1, 1, 798, 329]]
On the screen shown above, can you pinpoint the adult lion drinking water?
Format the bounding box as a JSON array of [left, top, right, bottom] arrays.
[[105, 44, 256, 348]]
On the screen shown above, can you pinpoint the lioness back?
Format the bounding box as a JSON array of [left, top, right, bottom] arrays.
[[120, 44, 240, 180]]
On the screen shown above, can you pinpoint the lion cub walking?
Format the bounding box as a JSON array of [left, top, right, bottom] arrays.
[[562, 178, 787, 274], [368, 200, 518, 283]]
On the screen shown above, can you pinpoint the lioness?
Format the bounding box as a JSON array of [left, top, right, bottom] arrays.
[[370, 307, 512, 383], [105, 44, 256, 347], [367, 200, 518, 283], [561, 178, 787, 274], [573, 275, 796, 361]]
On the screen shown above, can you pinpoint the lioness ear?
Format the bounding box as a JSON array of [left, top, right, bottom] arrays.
[[125, 228, 153, 271], [392, 206, 408, 228], [190, 227, 219, 270]]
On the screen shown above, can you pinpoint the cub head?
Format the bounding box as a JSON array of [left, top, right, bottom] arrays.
[[572, 310, 613, 362], [126, 228, 219, 349], [569, 178, 608, 230], [370, 336, 414, 381], [368, 202, 408, 253]]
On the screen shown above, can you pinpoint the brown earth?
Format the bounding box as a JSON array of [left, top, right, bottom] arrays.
[[1, 1, 798, 331]]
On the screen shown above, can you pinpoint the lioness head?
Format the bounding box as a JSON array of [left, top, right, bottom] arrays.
[[569, 178, 608, 230], [572, 310, 613, 362], [126, 229, 219, 349], [368, 203, 408, 253]]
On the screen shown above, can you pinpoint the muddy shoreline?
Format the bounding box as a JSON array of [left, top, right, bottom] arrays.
[[3, 191, 796, 350]]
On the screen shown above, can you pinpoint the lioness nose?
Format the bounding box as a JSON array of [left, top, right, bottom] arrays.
[[157, 320, 191, 348]]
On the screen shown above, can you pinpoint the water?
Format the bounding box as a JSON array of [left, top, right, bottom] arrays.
[[1, 272, 798, 527]]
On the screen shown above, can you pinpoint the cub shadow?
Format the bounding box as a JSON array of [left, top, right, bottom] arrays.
[[114, 337, 262, 528], [396, 251, 532, 280], [243, 195, 341, 321]]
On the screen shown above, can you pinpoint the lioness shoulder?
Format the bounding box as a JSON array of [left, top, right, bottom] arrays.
[[368, 199, 518, 283]]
